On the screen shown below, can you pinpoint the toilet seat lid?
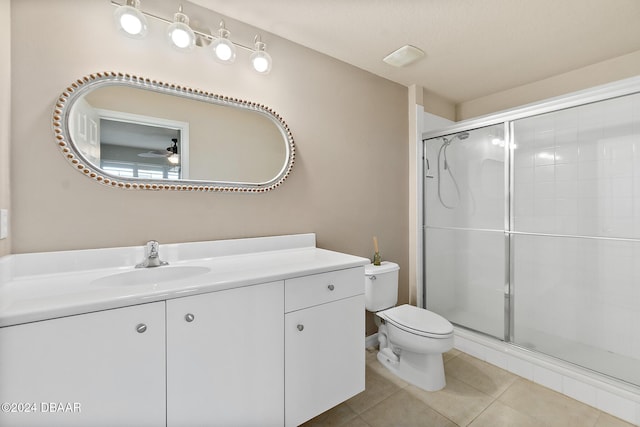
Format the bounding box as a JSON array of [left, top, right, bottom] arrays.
[[382, 304, 453, 337]]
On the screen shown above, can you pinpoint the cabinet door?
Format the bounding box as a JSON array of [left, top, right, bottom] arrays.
[[0, 302, 166, 427], [285, 295, 365, 427], [166, 281, 284, 427]]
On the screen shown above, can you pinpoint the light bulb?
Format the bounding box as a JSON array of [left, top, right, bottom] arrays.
[[251, 53, 271, 73], [215, 43, 232, 60], [211, 22, 236, 63], [166, 7, 195, 51], [114, 0, 147, 39], [121, 14, 142, 35], [169, 25, 193, 49], [212, 39, 236, 62], [250, 37, 272, 74]]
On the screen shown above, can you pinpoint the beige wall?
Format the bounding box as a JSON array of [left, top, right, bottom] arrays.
[[0, 0, 9, 257], [10, 0, 409, 333], [457, 50, 640, 120], [422, 89, 456, 121]]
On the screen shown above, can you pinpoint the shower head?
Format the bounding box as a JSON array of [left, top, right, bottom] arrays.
[[442, 131, 469, 145]]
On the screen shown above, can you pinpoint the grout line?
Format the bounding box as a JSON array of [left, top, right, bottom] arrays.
[[493, 376, 518, 401], [350, 415, 373, 427], [422, 402, 461, 427], [401, 384, 461, 427], [465, 400, 498, 427], [489, 376, 609, 427], [443, 355, 499, 403], [346, 370, 406, 416]]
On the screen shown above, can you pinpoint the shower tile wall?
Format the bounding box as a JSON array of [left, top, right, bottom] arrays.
[[514, 95, 640, 238], [512, 92, 640, 385]]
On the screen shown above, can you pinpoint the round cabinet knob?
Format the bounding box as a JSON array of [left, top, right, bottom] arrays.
[[297, 324, 304, 331], [327, 284, 335, 291], [185, 313, 195, 322], [136, 323, 147, 334]]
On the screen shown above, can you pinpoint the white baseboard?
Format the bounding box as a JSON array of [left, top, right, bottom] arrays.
[[365, 333, 379, 349]]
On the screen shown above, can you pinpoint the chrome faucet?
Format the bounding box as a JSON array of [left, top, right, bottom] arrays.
[[135, 240, 169, 268]]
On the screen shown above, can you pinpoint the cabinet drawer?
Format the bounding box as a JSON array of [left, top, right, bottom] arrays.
[[285, 267, 364, 312]]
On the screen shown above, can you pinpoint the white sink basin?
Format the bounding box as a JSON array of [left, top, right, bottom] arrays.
[[92, 266, 211, 287]]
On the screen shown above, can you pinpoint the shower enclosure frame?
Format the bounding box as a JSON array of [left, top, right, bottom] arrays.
[[420, 76, 640, 379]]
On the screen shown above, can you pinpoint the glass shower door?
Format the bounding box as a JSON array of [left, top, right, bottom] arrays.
[[424, 124, 507, 339], [511, 92, 640, 386]]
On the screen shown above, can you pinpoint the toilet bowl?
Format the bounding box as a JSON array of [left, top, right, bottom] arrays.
[[376, 304, 453, 391], [365, 262, 453, 391]]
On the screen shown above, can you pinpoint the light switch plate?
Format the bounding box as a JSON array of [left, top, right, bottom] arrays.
[[0, 209, 7, 239]]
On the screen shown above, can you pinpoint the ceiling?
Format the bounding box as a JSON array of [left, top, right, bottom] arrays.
[[190, 0, 640, 104], [101, 119, 179, 151]]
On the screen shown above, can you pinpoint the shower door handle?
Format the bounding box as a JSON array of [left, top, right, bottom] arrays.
[[425, 157, 434, 178]]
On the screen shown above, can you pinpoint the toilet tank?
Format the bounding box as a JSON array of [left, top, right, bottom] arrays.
[[364, 261, 399, 312]]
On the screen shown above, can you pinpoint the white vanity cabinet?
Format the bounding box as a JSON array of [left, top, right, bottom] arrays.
[[284, 267, 365, 427], [0, 302, 166, 427], [0, 234, 369, 427], [166, 281, 285, 427]]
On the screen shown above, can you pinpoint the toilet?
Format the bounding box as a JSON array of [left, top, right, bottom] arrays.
[[365, 262, 454, 391]]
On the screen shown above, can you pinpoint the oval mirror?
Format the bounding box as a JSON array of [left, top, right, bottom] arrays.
[[52, 72, 295, 192]]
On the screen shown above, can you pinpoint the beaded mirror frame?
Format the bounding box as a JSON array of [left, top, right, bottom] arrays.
[[52, 72, 295, 192]]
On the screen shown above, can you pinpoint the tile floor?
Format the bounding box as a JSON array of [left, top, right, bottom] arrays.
[[302, 348, 636, 427]]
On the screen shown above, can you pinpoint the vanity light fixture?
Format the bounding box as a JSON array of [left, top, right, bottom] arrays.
[[111, 1, 273, 74], [166, 5, 196, 51], [250, 35, 272, 74], [113, 0, 148, 38], [211, 21, 236, 63]]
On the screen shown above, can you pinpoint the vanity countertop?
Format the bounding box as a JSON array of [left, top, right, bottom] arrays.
[[0, 234, 369, 327]]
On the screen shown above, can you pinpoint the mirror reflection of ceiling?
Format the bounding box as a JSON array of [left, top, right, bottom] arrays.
[[100, 120, 179, 150], [190, 0, 640, 103]]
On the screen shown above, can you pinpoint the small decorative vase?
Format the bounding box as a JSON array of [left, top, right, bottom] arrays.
[[373, 251, 381, 266]]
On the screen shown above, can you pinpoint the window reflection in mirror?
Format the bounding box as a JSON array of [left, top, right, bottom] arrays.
[[99, 119, 183, 180]]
